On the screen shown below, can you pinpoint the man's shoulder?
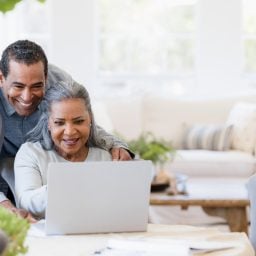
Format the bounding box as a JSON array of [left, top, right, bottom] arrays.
[[47, 64, 73, 89]]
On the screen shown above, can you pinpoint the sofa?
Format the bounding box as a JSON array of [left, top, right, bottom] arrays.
[[94, 93, 256, 180], [93, 93, 256, 226]]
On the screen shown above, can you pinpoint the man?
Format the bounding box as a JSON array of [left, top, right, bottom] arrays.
[[0, 40, 132, 221], [247, 175, 256, 251]]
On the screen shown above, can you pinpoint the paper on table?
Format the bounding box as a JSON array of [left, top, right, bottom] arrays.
[[28, 219, 47, 237], [94, 250, 184, 256], [94, 238, 235, 256], [95, 239, 189, 256]]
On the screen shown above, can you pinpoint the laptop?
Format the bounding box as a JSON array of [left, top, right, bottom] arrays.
[[45, 160, 153, 235]]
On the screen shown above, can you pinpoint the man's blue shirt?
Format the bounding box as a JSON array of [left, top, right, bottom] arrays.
[[0, 90, 44, 158]]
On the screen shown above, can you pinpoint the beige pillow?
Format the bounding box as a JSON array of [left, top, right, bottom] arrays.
[[226, 102, 256, 154]]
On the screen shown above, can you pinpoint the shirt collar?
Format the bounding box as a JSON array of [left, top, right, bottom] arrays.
[[0, 89, 16, 116]]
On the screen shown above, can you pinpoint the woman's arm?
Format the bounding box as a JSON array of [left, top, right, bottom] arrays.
[[14, 143, 47, 219]]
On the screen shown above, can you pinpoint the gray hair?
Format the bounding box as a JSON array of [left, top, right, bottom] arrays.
[[26, 81, 100, 150]]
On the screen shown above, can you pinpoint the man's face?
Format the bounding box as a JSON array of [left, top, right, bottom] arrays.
[[0, 60, 46, 116]]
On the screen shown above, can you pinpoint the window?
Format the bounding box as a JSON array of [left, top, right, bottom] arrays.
[[0, 0, 51, 56], [243, 0, 256, 87], [96, 0, 197, 96]]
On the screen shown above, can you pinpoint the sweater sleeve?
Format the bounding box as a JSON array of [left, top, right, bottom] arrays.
[[14, 143, 47, 218], [95, 125, 134, 157]]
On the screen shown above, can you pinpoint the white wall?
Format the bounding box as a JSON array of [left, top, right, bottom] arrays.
[[49, 0, 96, 89]]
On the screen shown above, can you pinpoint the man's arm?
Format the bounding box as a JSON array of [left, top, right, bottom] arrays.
[[0, 164, 36, 223], [0, 199, 36, 223], [0, 157, 35, 223], [95, 125, 135, 160], [0, 114, 3, 154], [0, 183, 36, 223]]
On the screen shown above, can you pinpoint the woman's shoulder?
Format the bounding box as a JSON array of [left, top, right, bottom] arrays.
[[16, 141, 46, 159], [15, 142, 47, 166], [87, 147, 112, 161], [16, 142, 61, 165], [19, 141, 44, 152]]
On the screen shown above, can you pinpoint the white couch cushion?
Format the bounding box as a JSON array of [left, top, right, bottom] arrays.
[[166, 150, 256, 177], [226, 102, 256, 154]]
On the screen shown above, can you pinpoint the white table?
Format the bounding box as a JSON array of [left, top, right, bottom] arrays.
[[25, 224, 254, 256]]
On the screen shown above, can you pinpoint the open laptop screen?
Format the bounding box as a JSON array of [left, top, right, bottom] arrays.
[[45, 160, 153, 235]]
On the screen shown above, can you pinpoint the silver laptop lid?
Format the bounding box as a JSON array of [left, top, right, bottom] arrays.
[[45, 160, 153, 235]]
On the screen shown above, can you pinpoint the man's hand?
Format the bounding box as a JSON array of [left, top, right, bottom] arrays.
[[111, 147, 133, 161], [0, 200, 37, 223]]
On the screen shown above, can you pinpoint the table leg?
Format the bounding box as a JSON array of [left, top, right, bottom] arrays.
[[202, 207, 248, 234]]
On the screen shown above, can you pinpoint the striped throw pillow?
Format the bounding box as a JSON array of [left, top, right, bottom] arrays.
[[183, 124, 233, 151]]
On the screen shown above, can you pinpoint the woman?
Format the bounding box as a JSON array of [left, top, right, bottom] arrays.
[[14, 81, 112, 218]]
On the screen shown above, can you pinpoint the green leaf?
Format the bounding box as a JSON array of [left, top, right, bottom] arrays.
[[0, 0, 46, 13], [0, 0, 22, 13], [124, 132, 176, 165], [0, 207, 30, 256]]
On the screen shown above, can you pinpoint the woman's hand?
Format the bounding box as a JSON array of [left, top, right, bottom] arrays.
[[0, 200, 37, 223]]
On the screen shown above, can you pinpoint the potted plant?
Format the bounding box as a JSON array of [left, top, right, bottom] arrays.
[[127, 132, 175, 166], [127, 132, 176, 190], [0, 207, 30, 256]]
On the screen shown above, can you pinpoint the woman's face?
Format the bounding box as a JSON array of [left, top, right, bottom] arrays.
[[48, 98, 91, 161]]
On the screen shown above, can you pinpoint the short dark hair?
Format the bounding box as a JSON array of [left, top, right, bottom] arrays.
[[0, 40, 48, 78]]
